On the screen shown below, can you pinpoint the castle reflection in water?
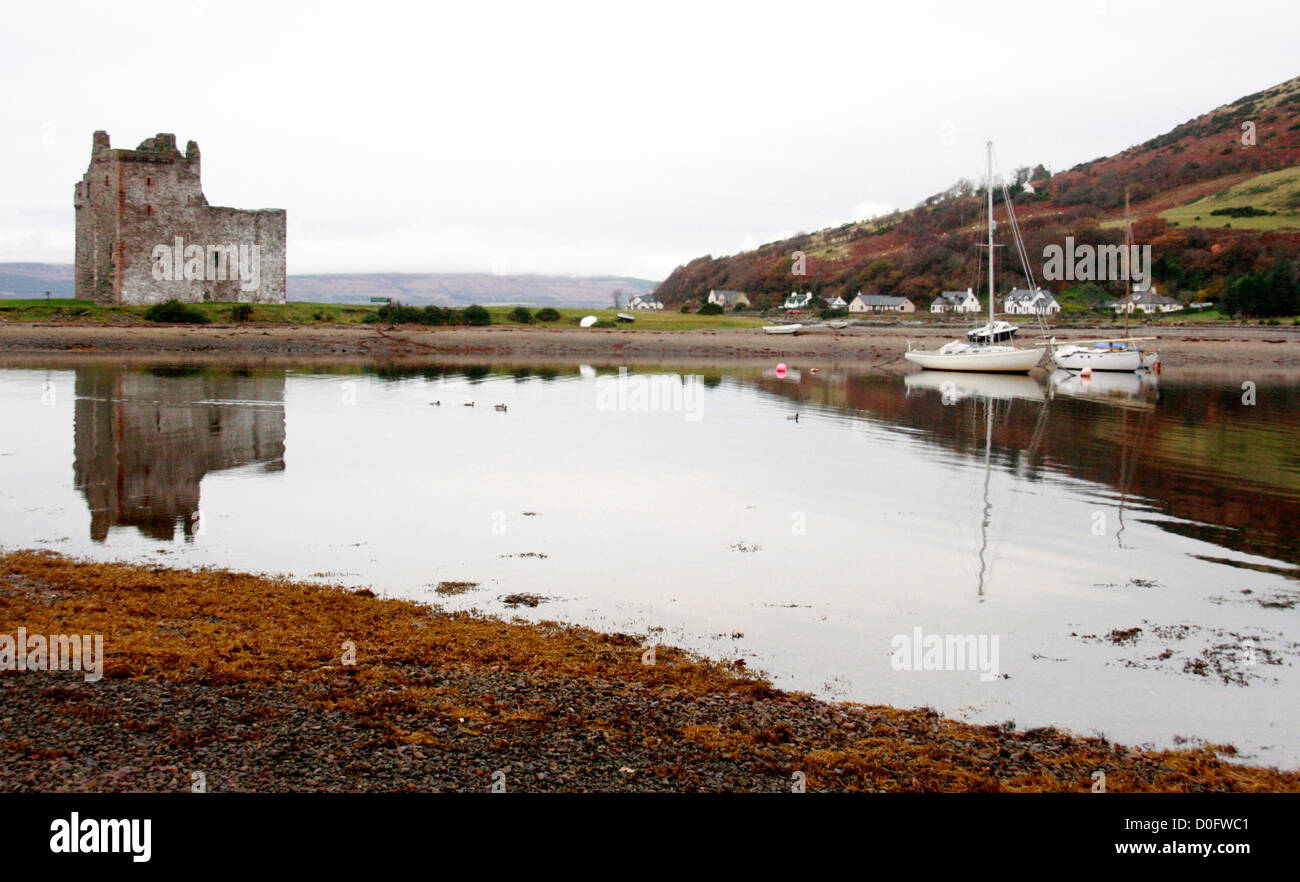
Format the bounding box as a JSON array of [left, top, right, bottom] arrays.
[[72, 366, 285, 542]]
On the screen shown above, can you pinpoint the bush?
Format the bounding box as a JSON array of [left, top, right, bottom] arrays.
[[230, 303, 254, 322], [375, 301, 464, 326], [462, 304, 491, 326], [536, 307, 561, 322], [509, 306, 534, 324], [144, 299, 210, 324], [698, 302, 724, 316], [376, 302, 419, 324], [679, 304, 691, 313], [732, 302, 746, 311], [1210, 206, 1274, 218], [421, 305, 454, 325]]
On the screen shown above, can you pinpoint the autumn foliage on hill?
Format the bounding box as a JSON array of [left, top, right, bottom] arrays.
[[656, 76, 1300, 316]]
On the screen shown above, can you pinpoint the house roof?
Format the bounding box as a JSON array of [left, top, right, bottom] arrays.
[[854, 294, 910, 306], [1129, 288, 1178, 305], [938, 290, 973, 301], [1006, 287, 1058, 304]]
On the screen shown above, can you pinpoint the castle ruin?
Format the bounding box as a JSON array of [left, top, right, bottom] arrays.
[[74, 131, 286, 304]]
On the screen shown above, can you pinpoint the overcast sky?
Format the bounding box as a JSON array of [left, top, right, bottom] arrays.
[[2, 0, 1296, 280]]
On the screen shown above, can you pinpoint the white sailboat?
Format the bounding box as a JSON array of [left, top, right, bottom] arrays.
[[905, 142, 1044, 374], [1049, 188, 1160, 373], [1049, 339, 1147, 372]]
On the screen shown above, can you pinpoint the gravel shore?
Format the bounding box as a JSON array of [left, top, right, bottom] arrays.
[[0, 321, 1297, 372], [3, 551, 1297, 793]]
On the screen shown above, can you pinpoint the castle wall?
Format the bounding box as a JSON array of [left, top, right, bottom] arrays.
[[74, 132, 286, 305]]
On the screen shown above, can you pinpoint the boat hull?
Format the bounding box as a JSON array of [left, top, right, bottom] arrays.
[[1051, 345, 1142, 372], [763, 324, 801, 335], [904, 346, 1043, 373]]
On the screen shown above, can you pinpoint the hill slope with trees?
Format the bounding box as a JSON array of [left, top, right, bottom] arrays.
[[655, 76, 1300, 317]]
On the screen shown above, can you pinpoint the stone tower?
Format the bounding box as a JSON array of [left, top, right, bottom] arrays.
[[74, 131, 286, 305]]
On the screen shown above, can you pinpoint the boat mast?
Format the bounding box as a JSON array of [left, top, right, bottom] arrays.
[[987, 141, 995, 329], [1123, 185, 1131, 340]]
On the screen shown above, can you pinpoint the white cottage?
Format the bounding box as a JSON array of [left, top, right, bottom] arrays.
[[931, 288, 981, 314], [849, 293, 915, 313], [627, 293, 664, 310], [1004, 287, 1060, 315], [709, 289, 749, 308], [1110, 286, 1183, 314]]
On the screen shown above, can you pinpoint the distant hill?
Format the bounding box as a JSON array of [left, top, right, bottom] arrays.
[[286, 273, 656, 308], [655, 75, 1300, 314], [0, 266, 656, 309], [0, 263, 74, 298]]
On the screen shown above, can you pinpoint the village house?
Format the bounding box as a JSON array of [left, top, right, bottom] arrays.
[[708, 289, 749, 308], [783, 291, 814, 311], [626, 292, 664, 310], [930, 288, 981, 314], [849, 293, 915, 314], [1110, 285, 1184, 314], [823, 294, 848, 310], [1004, 287, 1061, 315]]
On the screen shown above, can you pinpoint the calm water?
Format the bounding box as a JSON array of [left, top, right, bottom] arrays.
[[2, 360, 1298, 765]]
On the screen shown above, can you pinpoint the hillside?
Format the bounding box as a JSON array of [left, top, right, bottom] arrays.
[[0, 266, 656, 309], [655, 75, 1300, 317]]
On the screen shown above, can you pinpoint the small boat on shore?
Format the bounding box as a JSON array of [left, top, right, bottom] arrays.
[[1049, 338, 1155, 372], [763, 323, 801, 335], [1048, 190, 1160, 373]]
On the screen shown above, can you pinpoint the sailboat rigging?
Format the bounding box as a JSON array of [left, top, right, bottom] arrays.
[[905, 142, 1045, 373], [1048, 187, 1161, 372]]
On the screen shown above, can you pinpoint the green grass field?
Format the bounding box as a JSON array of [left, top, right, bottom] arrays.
[[1146, 308, 1300, 324], [0, 298, 379, 324], [1158, 166, 1300, 231], [504, 307, 767, 330], [0, 299, 771, 330]]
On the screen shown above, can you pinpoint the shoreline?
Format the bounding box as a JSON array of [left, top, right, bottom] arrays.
[[0, 322, 1298, 373], [2, 550, 1297, 792]]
